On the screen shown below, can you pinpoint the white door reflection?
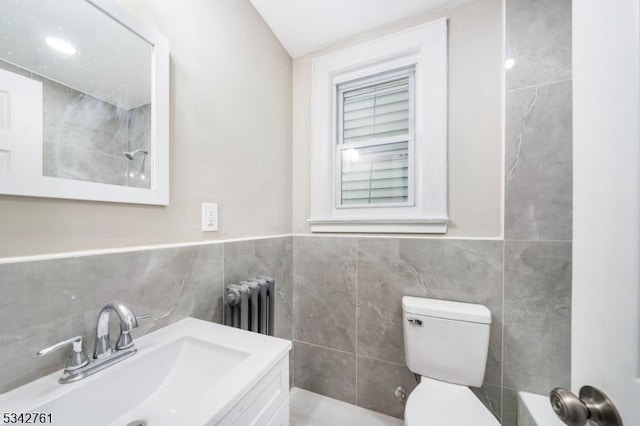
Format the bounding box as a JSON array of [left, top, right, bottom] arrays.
[[0, 68, 42, 176]]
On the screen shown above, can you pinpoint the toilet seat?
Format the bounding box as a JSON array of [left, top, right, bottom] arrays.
[[405, 377, 500, 426]]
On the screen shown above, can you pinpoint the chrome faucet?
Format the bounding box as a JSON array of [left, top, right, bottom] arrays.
[[37, 301, 149, 384], [94, 301, 140, 359]]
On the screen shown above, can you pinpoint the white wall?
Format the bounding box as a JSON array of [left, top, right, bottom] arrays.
[[291, 0, 503, 237], [0, 0, 293, 257]]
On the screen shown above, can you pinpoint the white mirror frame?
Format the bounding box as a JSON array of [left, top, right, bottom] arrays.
[[0, 0, 170, 205]]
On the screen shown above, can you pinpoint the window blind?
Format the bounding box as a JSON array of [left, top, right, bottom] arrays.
[[338, 73, 413, 206], [342, 78, 410, 143], [341, 141, 409, 205]]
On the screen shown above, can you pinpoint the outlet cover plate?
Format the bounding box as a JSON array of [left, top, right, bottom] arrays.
[[202, 203, 218, 232]]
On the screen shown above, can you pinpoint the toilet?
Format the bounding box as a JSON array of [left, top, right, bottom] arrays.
[[402, 296, 500, 426]]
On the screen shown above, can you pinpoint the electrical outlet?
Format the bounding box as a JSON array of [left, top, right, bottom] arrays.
[[202, 203, 218, 232]]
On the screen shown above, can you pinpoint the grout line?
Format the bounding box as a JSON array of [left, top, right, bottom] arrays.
[[506, 78, 573, 93], [293, 339, 356, 357], [503, 238, 572, 243], [294, 338, 408, 369], [292, 236, 296, 342], [500, 240, 505, 422], [355, 353, 409, 368], [291, 236, 296, 387], [354, 237, 359, 405], [500, 385, 520, 392], [291, 233, 504, 241]]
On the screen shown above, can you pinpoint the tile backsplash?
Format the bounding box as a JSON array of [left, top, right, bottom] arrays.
[[291, 235, 571, 423], [0, 234, 570, 424], [0, 236, 291, 394]]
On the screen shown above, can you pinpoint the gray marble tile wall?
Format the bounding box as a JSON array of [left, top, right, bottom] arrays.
[[0, 227, 569, 424], [0, 59, 151, 187], [223, 238, 294, 385], [504, 1, 573, 425], [0, 236, 292, 394], [293, 220, 571, 423], [39, 76, 130, 186], [292, 236, 505, 421], [503, 242, 572, 395], [505, 0, 573, 239]]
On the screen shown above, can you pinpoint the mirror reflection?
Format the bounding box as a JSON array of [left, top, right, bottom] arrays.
[[0, 0, 153, 188]]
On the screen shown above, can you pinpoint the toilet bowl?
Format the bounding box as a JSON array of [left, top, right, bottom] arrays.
[[404, 377, 499, 425], [402, 297, 499, 425]]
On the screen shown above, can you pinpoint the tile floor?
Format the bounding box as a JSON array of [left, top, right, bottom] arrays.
[[290, 387, 403, 426]]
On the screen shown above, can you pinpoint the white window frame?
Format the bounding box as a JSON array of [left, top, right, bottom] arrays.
[[335, 67, 416, 209], [309, 18, 449, 233]]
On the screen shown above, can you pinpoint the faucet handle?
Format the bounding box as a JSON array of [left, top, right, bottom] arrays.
[[115, 314, 151, 351], [37, 335, 90, 372]]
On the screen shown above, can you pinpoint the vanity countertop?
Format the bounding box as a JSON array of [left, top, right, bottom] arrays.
[[0, 318, 292, 425]]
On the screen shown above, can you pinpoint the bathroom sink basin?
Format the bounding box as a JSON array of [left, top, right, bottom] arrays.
[[0, 318, 291, 425]]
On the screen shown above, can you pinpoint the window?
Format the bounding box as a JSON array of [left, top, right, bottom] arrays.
[[309, 19, 448, 233], [337, 68, 415, 208]]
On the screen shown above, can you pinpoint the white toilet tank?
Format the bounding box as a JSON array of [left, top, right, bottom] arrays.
[[402, 296, 492, 387]]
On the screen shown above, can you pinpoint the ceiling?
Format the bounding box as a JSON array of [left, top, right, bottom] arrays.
[[250, 0, 473, 58], [0, 0, 151, 109]]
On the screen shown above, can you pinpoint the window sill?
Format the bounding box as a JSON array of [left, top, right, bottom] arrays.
[[308, 218, 448, 234]]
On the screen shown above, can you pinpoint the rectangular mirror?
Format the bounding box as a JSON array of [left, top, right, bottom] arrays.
[[0, 0, 169, 205]]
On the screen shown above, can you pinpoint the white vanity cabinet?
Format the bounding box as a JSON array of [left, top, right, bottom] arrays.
[[0, 319, 291, 426], [217, 356, 290, 426]]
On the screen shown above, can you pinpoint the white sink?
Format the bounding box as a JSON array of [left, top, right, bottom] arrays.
[[0, 318, 292, 425]]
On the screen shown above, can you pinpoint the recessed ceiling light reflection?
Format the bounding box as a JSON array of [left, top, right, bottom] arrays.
[[45, 37, 76, 55], [505, 58, 515, 69]]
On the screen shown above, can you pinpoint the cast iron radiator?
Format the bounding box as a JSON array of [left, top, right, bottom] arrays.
[[224, 276, 274, 335]]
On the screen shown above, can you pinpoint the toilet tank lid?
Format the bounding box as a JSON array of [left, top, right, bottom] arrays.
[[402, 297, 492, 324]]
